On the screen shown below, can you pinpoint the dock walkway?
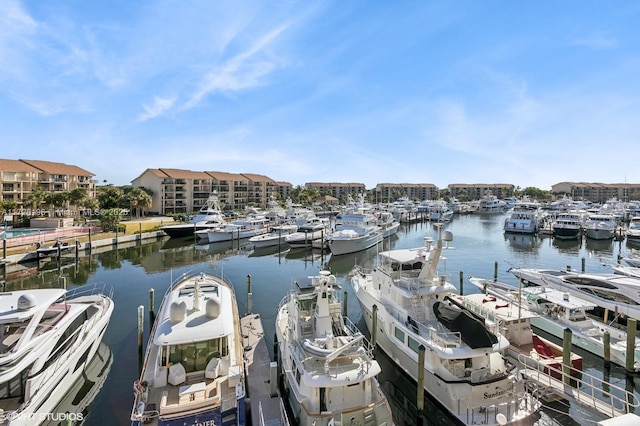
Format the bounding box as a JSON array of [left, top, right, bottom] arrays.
[[241, 313, 285, 426], [520, 355, 639, 419]]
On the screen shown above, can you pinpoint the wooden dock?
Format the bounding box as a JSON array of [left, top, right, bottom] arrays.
[[241, 313, 285, 426]]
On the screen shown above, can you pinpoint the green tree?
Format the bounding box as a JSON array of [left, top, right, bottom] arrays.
[[23, 186, 47, 214], [69, 188, 88, 213], [97, 186, 124, 209]]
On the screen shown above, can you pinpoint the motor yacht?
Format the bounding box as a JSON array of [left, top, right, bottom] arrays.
[[350, 228, 540, 425], [161, 192, 225, 238], [131, 272, 246, 425], [276, 270, 393, 426], [0, 284, 114, 425]]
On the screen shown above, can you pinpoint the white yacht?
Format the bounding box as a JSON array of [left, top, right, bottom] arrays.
[[503, 199, 542, 234], [161, 192, 226, 238], [470, 277, 640, 371], [325, 213, 382, 256], [284, 216, 330, 249], [248, 223, 298, 249], [375, 210, 400, 237], [276, 270, 393, 426], [510, 268, 640, 322], [0, 284, 114, 425], [626, 216, 640, 241], [350, 229, 540, 425], [476, 194, 507, 214], [204, 215, 270, 243], [583, 213, 617, 240], [551, 211, 584, 240], [131, 272, 246, 426]]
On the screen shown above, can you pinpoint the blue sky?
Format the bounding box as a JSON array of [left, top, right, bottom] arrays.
[[2, 1, 639, 191]]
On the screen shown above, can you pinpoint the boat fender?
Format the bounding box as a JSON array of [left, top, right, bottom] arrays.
[[36, 242, 41, 249]]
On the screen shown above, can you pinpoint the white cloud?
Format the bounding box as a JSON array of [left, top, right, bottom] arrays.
[[138, 96, 176, 121]]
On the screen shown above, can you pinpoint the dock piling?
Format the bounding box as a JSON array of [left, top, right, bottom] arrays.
[[417, 345, 425, 426], [247, 274, 252, 315], [626, 318, 637, 374], [149, 288, 155, 325], [137, 305, 144, 374], [563, 328, 572, 385]]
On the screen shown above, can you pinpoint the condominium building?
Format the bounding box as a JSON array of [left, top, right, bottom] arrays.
[[447, 183, 514, 201], [132, 168, 285, 215], [0, 158, 96, 206], [305, 182, 367, 202], [551, 182, 640, 204], [375, 183, 439, 203]]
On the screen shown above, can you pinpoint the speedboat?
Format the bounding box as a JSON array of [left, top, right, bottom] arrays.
[[469, 277, 639, 371], [161, 192, 225, 238], [510, 268, 640, 322], [0, 284, 114, 425], [131, 272, 246, 426], [350, 228, 540, 425], [275, 270, 393, 426]]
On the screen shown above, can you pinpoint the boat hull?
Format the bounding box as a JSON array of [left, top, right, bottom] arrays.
[[351, 282, 539, 426], [327, 231, 382, 255]]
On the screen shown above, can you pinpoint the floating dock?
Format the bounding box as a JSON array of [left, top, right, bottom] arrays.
[[240, 313, 284, 426]]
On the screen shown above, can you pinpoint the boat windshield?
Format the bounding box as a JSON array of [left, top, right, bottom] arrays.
[[166, 336, 228, 373]]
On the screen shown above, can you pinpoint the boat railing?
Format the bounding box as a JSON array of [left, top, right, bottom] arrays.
[[519, 353, 640, 416], [456, 387, 536, 425], [67, 281, 114, 301]]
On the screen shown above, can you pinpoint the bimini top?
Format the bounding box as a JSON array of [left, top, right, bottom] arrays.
[[0, 289, 66, 323], [154, 273, 236, 346]]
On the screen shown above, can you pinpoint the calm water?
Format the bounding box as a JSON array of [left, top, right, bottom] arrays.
[[4, 213, 640, 426]]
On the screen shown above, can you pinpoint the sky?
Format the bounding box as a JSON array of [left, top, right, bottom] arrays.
[[1, 1, 639, 191]]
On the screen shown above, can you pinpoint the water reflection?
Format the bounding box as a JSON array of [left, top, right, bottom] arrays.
[[584, 238, 614, 254], [504, 233, 541, 253], [552, 237, 583, 254], [43, 342, 113, 426]]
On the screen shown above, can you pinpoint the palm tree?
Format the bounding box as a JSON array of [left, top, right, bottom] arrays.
[[127, 187, 153, 218], [23, 185, 47, 215]]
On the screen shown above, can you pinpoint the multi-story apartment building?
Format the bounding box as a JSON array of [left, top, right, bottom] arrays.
[[0, 158, 96, 206], [132, 168, 285, 215], [447, 183, 514, 201], [374, 183, 439, 203], [551, 182, 640, 204], [305, 182, 366, 202]]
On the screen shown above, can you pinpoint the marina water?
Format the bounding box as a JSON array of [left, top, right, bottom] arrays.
[[4, 212, 639, 425]]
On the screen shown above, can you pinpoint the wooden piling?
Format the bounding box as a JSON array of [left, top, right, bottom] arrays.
[[563, 328, 572, 384], [417, 345, 426, 426], [603, 331, 611, 369], [137, 305, 144, 374], [149, 288, 156, 325], [343, 291, 348, 318], [459, 271, 464, 295], [494, 261, 498, 281], [247, 274, 253, 315], [626, 318, 637, 374], [371, 304, 378, 347]]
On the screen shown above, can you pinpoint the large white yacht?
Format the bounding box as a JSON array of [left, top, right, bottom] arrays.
[[284, 216, 330, 249], [583, 213, 617, 240], [503, 199, 542, 235], [276, 270, 393, 426], [204, 215, 270, 243], [131, 272, 246, 426], [0, 284, 114, 425], [510, 268, 640, 322], [161, 192, 226, 238], [350, 229, 540, 425]]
